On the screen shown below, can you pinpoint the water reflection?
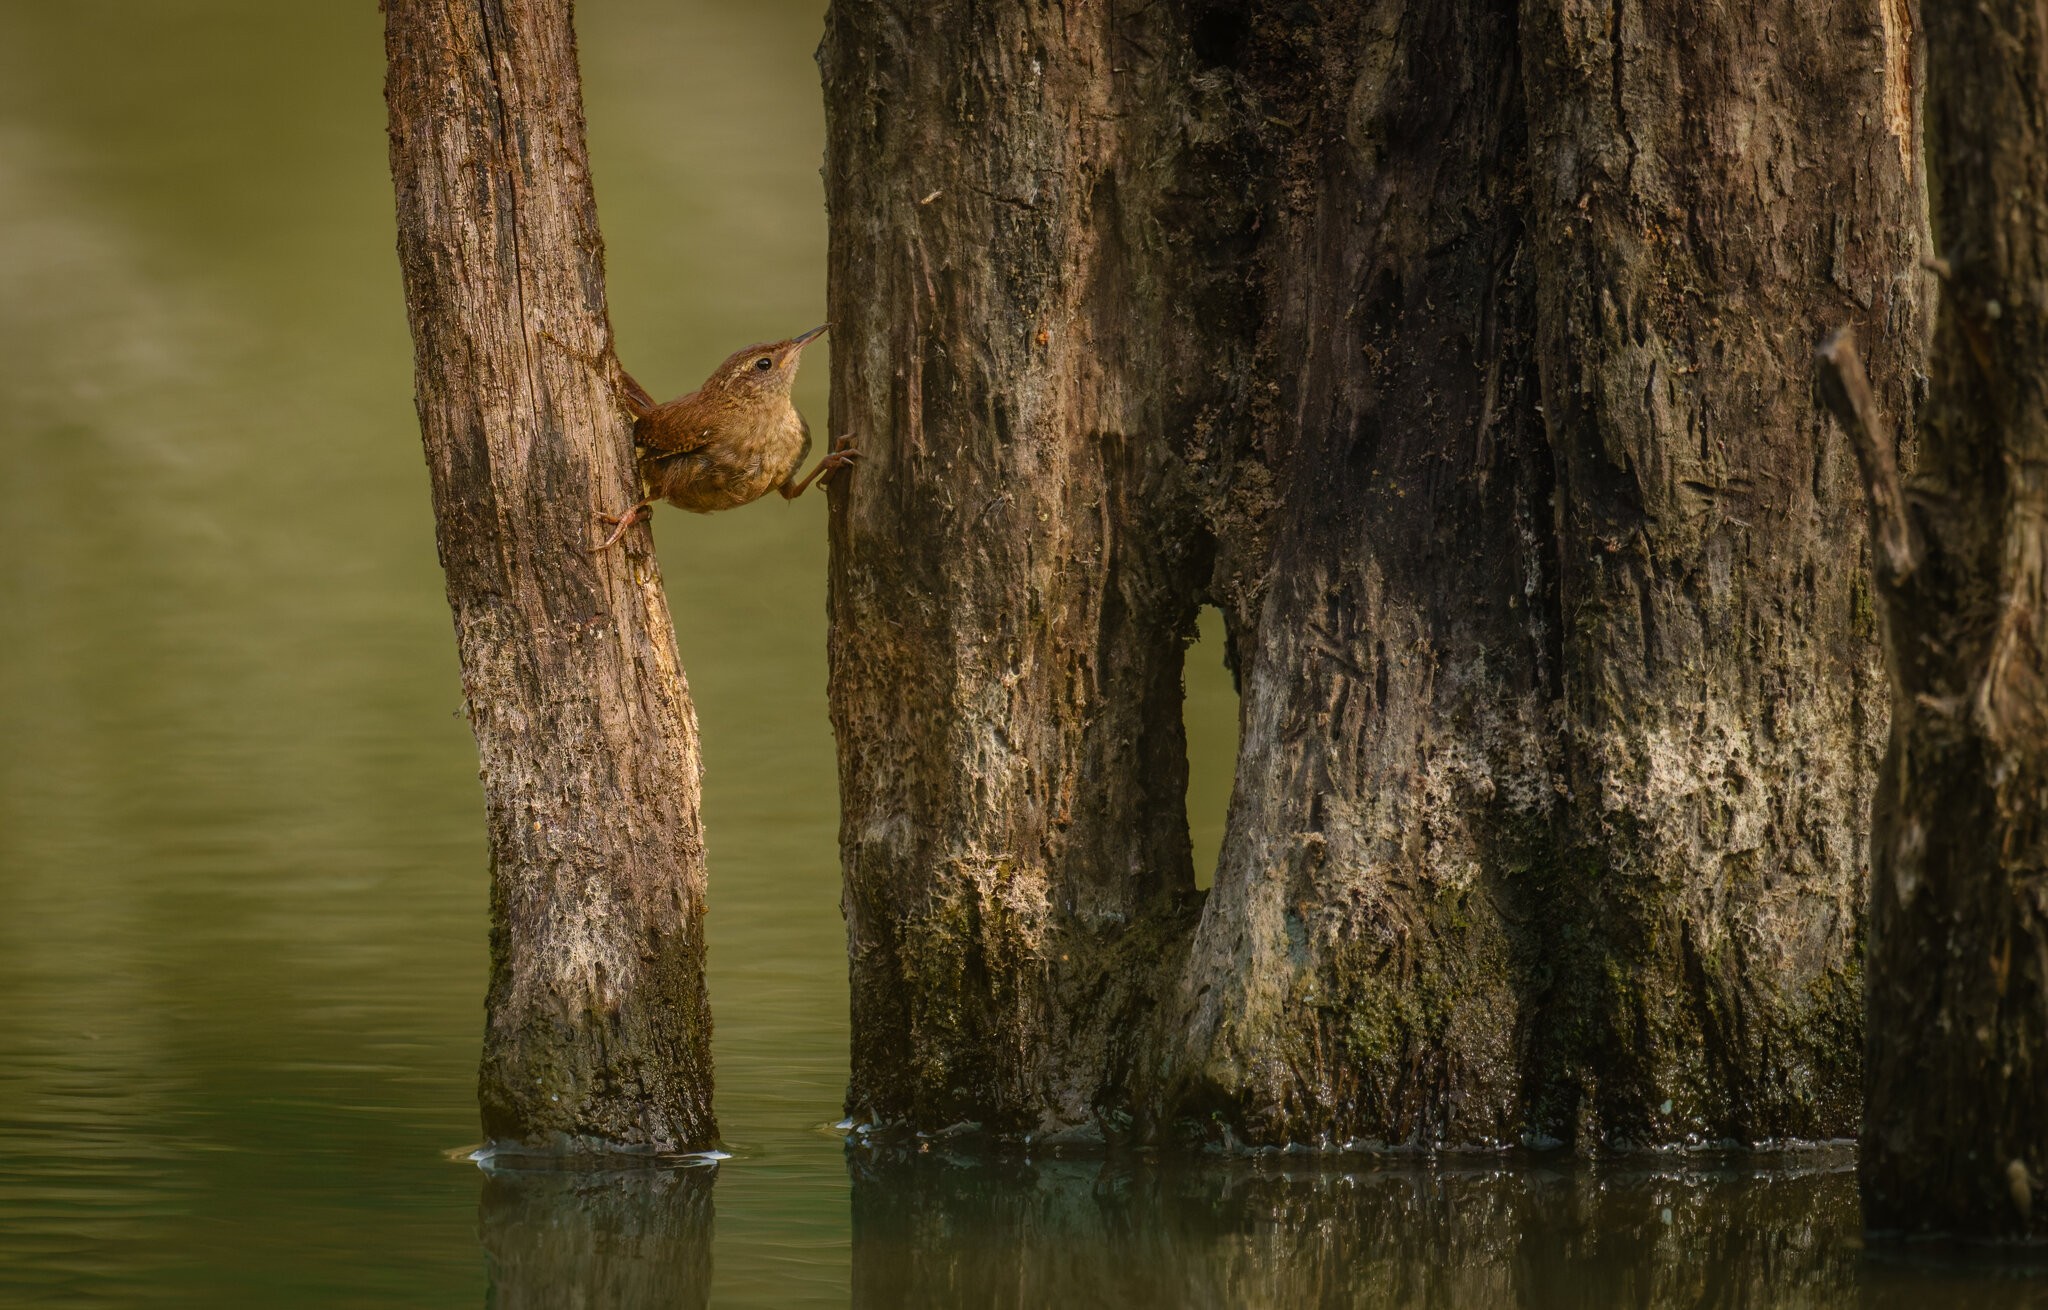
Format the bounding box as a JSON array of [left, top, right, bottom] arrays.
[[848, 1145, 2048, 1308], [479, 1161, 716, 1310]]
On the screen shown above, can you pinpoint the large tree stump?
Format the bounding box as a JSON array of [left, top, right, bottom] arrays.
[[822, 0, 1923, 1148]]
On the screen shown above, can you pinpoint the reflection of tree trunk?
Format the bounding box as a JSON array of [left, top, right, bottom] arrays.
[[848, 1148, 1858, 1308], [384, 0, 713, 1151], [823, 1, 1920, 1145], [1840, 0, 2048, 1242], [480, 1164, 714, 1309]]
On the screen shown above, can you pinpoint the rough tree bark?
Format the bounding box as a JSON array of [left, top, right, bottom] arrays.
[[1499, 0, 1924, 1142], [1162, 0, 1548, 1150], [824, 0, 1922, 1147], [1824, 0, 2048, 1243], [386, 0, 714, 1152], [821, 0, 1232, 1135]]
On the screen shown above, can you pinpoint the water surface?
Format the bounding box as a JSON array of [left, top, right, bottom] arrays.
[[0, 1, 2039, 1305]]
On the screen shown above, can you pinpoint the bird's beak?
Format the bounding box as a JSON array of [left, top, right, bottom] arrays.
[[791, 323, 831, 347]]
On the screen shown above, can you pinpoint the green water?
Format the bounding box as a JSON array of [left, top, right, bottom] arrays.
[[0, 2, 2040, 1305]]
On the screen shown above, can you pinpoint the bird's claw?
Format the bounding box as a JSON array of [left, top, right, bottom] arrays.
[[821, 433, 862, 485], [591, 503, 650, 552]]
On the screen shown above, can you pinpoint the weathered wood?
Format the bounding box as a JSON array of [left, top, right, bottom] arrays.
[[1165, 0, 1925, 1150], [385, 0, 713, 1152], [1158, 0, 1549, 1150], [820, 0, 1230, 1136], [1854, 0, 2048, 1242], [1506, 0, 1925, 1145], [1818, 327, 1917, 582]]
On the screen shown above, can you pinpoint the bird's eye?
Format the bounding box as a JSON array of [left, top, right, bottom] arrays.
[[755, 357, 773, 371]]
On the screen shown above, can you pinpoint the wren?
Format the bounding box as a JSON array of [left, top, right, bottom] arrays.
[[595, 323, 858, 550]]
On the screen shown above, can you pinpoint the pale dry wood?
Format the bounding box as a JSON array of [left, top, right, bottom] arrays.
[[1817, 327, 1917, 581]]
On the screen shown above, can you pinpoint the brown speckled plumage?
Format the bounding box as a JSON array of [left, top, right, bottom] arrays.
[[596, 324, 857, 548]]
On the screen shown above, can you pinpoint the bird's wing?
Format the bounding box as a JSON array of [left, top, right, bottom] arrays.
[[635, 394, 718, 457]]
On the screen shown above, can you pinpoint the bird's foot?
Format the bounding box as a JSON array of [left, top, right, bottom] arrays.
[[820, 433, 862, 485], [591, 502, 651, 552]]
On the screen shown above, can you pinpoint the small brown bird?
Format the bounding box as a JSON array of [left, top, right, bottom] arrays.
[[595, 323, 857, 549]]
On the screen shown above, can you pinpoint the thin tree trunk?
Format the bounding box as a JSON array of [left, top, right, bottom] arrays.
[[824, 0, 1922, 1148], [385, 0, 714, 1152], [1833, 0, 2048, 1243]]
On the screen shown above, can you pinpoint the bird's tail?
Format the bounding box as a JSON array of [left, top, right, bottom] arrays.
[[618, 369, 657, 421]]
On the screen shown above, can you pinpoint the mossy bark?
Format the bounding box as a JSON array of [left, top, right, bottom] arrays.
[[1159, 0, 1549, 1151], [820, 0, 1234, 1136], [822, 0, 1922, 1148], [1844, 0, 2048, 1243], [385, 0, 714, 1152]]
